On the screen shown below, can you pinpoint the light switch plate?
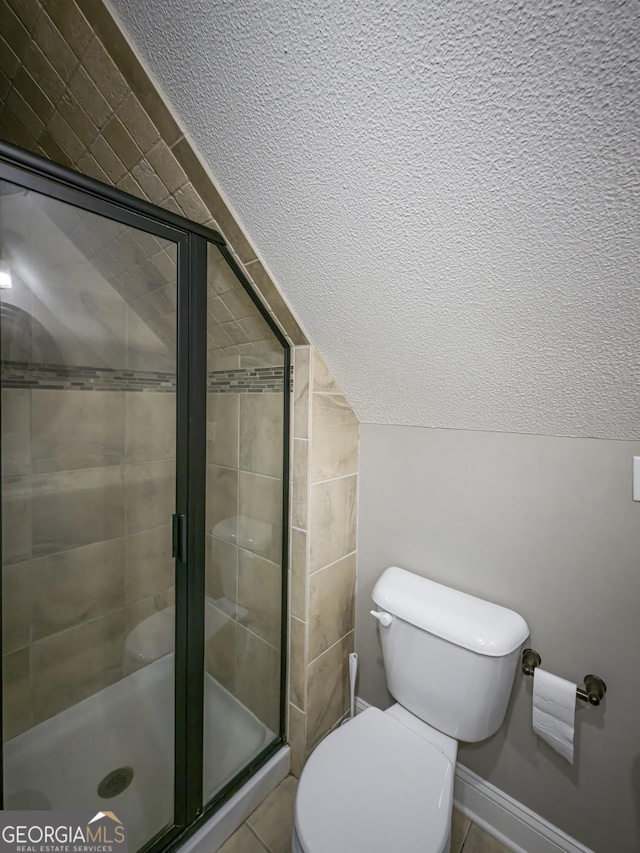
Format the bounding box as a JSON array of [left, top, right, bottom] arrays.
[[633, 457, 640, 501]]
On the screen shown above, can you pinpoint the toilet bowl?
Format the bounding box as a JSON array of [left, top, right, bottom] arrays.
[[292, 566, 528, 853], [293, 707, 454, 853]]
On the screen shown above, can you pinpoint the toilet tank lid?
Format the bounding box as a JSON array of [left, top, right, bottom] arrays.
[[372, 567, 529, 656]]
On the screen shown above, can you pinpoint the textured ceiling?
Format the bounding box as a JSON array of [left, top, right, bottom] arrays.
[[108, 0, 639, 438]]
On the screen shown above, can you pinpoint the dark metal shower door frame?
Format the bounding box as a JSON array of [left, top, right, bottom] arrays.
[[0, 141, 290, 853]]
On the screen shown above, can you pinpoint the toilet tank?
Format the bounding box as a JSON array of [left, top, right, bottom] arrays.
[[372, 567, 529, 742]]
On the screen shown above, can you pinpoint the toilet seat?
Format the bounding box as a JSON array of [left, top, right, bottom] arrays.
[[294, 707, 454, 853]]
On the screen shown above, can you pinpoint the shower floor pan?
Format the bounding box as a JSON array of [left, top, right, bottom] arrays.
[[4, 654, 274, 852]]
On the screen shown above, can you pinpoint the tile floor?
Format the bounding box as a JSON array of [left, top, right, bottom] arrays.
[[217, 775, 513, 853]]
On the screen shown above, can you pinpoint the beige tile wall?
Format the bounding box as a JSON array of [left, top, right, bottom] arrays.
[[1, 385, 175, 738], [205, 387, 285, 735], [288, 347, 359, 774], [0, 0, 360, 775], [203, 227, 287, 736]]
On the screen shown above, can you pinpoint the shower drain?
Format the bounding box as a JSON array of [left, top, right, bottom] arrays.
[[97, 766, 134, 799]]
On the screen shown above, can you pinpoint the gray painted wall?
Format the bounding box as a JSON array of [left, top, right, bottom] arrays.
[[357, 423, 640, 853]]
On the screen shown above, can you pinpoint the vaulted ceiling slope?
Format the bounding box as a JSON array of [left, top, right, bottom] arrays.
[[109, 0, 639, 439]]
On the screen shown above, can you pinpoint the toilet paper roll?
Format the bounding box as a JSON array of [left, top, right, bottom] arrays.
[[532, 668, 577, 763]]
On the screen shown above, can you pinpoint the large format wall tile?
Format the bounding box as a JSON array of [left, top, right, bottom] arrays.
[[204, 607, 237, 694], [238, 471, 282, 565], [289, 616, 305, 711], [235, 624, 280, 734], [237, 549, 282, 649], [205, 534, 238, 615], [308, 475, 357, 572], [1, 389, 31, 476], [207, 392, 239, 469], [239, 393, 283, 478], [1, 561, 31, 654], [313, 351, 340, 394], [308, 553, 356, 662], [125, 524, 173, 603], [1, 475, 31, 565], [290, 528, 306, 621], [31, 537, 125, 640], [32, 466, 125, 556], [125, 459, 174, 534], [293, 347, 310, 439], [2, 648, 32, 741], [288, 703, 305, 778], [291, 439, 308, 530], [125, 391, 175, 463], [206, 464, 238, 537], [310, 394, 359, 482], [31, 390, 125, 472], [306, 631, 354, 749], [31, 609, 125, 723]]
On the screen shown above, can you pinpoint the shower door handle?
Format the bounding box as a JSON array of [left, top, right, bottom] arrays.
[[172, 513, 187, 562]]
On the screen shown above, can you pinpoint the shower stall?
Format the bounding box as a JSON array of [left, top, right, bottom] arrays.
[[0, 142, 289, 852]]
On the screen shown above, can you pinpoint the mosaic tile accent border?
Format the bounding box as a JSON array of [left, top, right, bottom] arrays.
[[1, 362, 288, 393], [207, 366, 287, 394]]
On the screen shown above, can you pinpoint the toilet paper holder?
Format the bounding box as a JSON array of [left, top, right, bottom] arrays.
[[522, 648, 607, 706]]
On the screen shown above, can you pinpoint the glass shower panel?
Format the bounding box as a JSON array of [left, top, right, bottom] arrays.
[[0, 181, 177, 850], [203, 243, 285, 802]]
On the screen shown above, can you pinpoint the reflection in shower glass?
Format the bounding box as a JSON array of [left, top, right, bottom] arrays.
[[0, 181, 177, 850], [203, 243, 285, 802]]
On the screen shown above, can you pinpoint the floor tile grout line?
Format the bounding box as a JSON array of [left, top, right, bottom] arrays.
[[459, 817, 473, 851], [245, 823, 272, 853]]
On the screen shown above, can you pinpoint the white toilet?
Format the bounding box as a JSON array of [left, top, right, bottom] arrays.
[[292, 566, 529, 853]]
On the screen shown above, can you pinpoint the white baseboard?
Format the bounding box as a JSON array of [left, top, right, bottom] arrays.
[[354, 698, 591, 853], [454, 764, 593, 853]]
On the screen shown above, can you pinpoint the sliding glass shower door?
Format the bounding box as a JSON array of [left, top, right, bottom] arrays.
[[0, 177, 181, 851], [0, 142, 289, 853]]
